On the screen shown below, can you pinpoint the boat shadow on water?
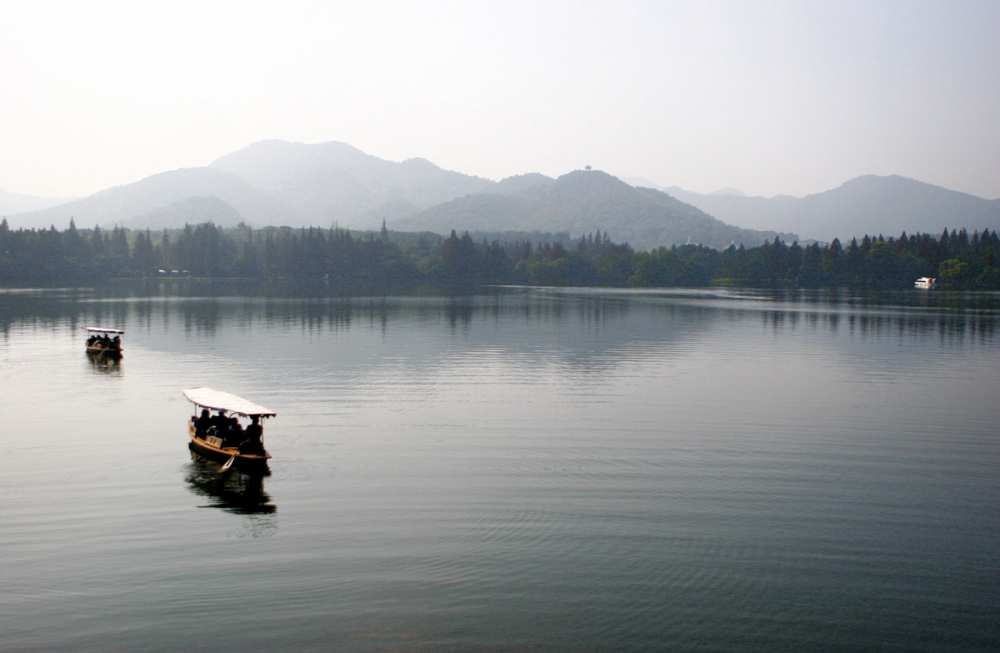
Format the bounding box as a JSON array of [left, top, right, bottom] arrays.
[[86, 350, 122, 374], [185, 453, 276, 516]]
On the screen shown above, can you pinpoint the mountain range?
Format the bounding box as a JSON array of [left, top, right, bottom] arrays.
[[0, 187, 74, 217], [4, 139, 998, 248], [629, 176, 1000, 242], [394, 170, 793, 250], [8, 141, 494, 233]]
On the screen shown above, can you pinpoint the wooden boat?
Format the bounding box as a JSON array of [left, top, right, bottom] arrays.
[[183, 387, 275, 473], [84, 326, 124, 356]]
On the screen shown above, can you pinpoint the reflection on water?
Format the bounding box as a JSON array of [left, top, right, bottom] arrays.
[[2, 285, 999, 651], [185, 454, 276, 517], [86, 350, 123, 374], [186, 455, 278, 539], [754, 303, 998, 341], [2, 285, 998, 348]]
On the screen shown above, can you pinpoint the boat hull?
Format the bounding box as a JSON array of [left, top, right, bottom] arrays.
[[188, 423, 270, 473], [86, 345, 123, 357]]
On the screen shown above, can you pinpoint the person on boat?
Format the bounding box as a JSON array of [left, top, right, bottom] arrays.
[[193, 409, 211, 437], [87, 334, 98, 346], [242, 415, 265, 455], [222, 416, 244, 447], [111, 335, 121, 350], [208, 410, 229, 435]]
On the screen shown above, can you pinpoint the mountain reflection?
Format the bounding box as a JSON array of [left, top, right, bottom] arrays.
[[185, 456, 276, 517], [2, 286, 997, 356]]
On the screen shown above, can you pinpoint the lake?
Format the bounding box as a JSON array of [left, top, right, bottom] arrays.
[[1, 285, 998, 652]]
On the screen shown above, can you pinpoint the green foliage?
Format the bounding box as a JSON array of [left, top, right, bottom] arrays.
[[1, 219, 998, 292], [939, 258, 970, 287]]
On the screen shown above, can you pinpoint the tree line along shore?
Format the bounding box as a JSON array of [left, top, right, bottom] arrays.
[[1, 218, 998, 291]]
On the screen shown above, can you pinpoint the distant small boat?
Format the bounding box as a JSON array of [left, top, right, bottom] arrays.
[[914, 277, 937, 290], [183, 387, 275, 473], [83, 326, 124, 356]]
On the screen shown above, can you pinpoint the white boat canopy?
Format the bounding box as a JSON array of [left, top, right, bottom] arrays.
[[83, 326, 125, 335], [183, 387, 277, 418]]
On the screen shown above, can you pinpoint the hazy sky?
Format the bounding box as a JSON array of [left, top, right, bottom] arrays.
[[2, 0, 998, 199]]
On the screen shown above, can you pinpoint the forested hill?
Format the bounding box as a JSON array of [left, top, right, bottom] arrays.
[[1, 219, 997, 291], [395, 170, 796, 251], [652, 175, 1000, 241]]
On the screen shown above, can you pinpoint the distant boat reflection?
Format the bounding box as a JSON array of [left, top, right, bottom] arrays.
[[86, 350, 122, 374], [185, 454, 276, 516]]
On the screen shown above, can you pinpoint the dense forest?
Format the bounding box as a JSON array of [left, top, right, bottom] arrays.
[[1, 218, 998, 291]]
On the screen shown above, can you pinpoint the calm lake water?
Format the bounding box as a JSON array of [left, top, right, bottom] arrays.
[[1, 285, 998, 652]]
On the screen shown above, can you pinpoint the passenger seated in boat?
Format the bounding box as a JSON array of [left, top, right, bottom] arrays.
[[222, 417, 244, 447], [87, 335, 98, 346], [208, 410, 228, 434], [193, 409, 211, 437], [111, 336, 121, 350], [242, 415, 265, 455]]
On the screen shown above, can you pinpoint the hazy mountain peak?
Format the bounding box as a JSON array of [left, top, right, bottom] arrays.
[[210, 140, 380, 181], [400, 157, 438, 169], [711, 187, 747, 197], [622, 176, 664, 190], [494, 173, 555, 195], [0, 187, 75, 216], [556, 169, 630, 192], [208, 139, 494, 228]]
